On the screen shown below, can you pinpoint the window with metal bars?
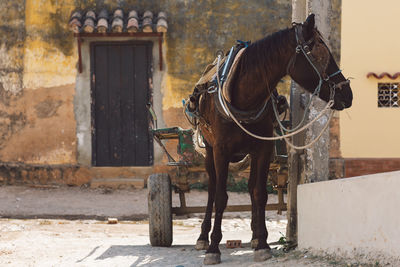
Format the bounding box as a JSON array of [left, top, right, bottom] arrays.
[[378, 83, 399, 107]]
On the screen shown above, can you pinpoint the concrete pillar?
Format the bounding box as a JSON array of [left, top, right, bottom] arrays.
[[304, 0, 332, 183]]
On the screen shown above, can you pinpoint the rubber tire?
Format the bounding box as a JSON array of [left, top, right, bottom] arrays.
[[148, 173, 173, 247]]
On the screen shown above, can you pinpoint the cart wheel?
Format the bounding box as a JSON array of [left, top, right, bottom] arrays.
[[147, 173, 172, 247]]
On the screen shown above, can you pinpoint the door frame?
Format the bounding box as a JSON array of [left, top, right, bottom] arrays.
[[89, 40, 154, 166]]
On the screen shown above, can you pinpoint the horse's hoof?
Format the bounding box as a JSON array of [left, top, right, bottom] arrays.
[[204, 253, 221, 265], [195, 240, 209, 250], [254, 248, 272, 262], [251, 239, 258, 249]]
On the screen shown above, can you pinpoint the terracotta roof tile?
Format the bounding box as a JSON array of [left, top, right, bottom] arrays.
[[142, 11, 154, 33], [83, 10, 96, 33], [157, 12, 168, 33], [127, 10, 139, 33], [97, 9, 109, 33], [69, 9, 168, 33]]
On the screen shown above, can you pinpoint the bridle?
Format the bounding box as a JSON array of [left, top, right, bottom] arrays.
[[289, 23, 351, 96], [272, 23, 351, 134], [287, 23, 349, 87]]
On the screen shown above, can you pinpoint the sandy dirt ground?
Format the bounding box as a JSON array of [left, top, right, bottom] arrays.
[[0, 186, 362, 266], [0, 186, 286, 220], [0, 217, 347, 267]]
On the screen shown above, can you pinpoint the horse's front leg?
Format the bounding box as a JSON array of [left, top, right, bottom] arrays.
[[196, 144, 216, 250], [248, 159, 259, 249], [252, 143, 274, 262], [203, 146, 229, 265]]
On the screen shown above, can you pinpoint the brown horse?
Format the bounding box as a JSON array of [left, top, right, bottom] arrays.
[[192, 14, 353, 264]]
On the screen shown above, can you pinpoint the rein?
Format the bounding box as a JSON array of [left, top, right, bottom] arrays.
[[215, 23, 347, 149]]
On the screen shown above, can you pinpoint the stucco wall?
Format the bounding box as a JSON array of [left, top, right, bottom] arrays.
[[0, 0, 78, 164], [340, 0, 400, 158], [0, 0, 292, 164], [0, 1, 26, 159], [298, 171, 400, 261], [0, 0, 353, 185], [0, 0, 296, 185]]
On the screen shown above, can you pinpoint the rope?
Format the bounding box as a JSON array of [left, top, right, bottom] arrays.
[[278, 109, 334, 150], [215, 55, 334, 144]]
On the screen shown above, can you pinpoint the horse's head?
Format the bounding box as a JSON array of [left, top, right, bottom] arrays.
[[288, 14, 353, 110]]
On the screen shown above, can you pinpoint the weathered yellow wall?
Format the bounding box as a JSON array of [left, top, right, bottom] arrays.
[[24, 0, 76, 90], [341, 0, 400, 158], [0, 0, 295, 185], [0, 0, 354, 184], [1, 0, 293, 165], [160, 0, 292, 109], [0, 0, 78, 164]]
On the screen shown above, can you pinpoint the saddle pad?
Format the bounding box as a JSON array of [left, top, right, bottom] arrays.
[[195, 56, 227, 86], [222, 48, 246, 103]]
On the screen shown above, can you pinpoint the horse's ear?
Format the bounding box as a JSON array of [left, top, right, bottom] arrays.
[[303, 14, 315, 39]]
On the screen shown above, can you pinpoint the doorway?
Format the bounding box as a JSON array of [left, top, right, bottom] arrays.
[[90, 41, 153, 166]]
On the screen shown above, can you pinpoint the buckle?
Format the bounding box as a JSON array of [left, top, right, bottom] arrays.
[[303, 45, 311, 54], [295, 45, 302, 54], [207, 82, 217, 93]]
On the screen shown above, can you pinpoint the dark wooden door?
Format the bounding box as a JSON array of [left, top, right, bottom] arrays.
[[91, 42, 153, 166]]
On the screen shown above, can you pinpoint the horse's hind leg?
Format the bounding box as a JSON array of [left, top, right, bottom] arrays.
[[252, 145, 273, 262], [196, 145, 216, 250], [204, 147, 229, 265]]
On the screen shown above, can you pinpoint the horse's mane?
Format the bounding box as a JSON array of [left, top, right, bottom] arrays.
[[233, 27, 324, 96], [228, 27, 296, 106], [237, 27, 295, 78]]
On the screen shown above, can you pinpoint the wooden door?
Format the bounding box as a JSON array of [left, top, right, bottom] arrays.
[[91, 42, 153, 166]]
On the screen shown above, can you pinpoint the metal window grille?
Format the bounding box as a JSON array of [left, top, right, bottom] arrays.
[[378, 83, 399, 108]]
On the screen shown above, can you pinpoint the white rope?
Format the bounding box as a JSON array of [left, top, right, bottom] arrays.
[[279, 109, 334, 150], [215, 55, 334, 143]]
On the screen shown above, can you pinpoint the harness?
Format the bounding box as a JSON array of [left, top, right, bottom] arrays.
[[185, 23, 350, 150], [186, 40, 282, 125]]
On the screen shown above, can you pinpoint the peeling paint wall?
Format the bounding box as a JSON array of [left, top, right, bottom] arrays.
[[0, 0, 347, 185], [24, 0, 76, 90], [0, 0, 308, 185], [0, 0, 77, 166], [0, 0, 27, 160], [0, 1, 25, 95], [160, 0, 292, 109]]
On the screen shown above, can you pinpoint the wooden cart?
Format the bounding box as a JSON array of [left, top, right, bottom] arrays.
[[148, 126, 288, 247]]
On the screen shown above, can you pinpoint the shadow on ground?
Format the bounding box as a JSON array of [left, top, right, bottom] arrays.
[[76, 244, 263, 266]]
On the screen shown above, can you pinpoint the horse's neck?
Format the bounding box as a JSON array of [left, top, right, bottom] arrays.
[[232, 30, 296, 110]]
